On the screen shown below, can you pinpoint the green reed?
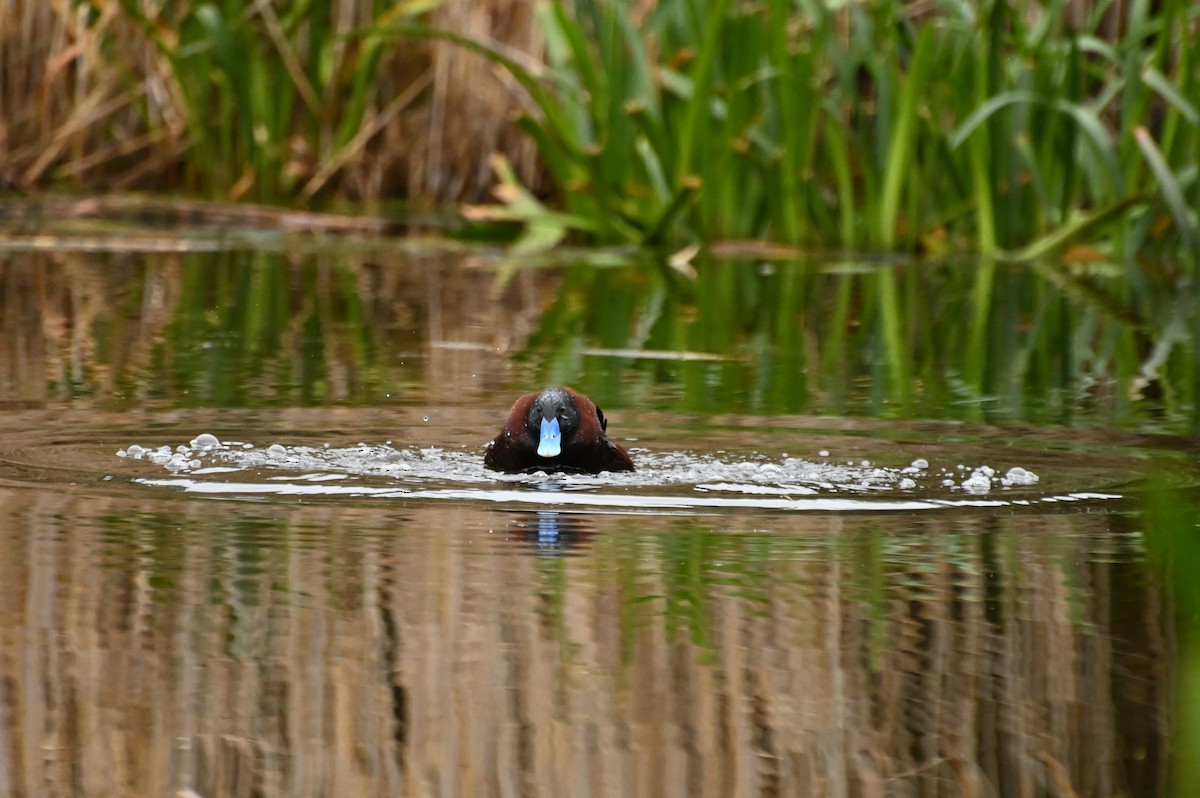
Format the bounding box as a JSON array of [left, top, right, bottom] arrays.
[[8, 1, 1197, 262], [396, 0, 1199, 261], [113, 0, 417, 201]]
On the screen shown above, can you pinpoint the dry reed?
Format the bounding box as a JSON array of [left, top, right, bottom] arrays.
[[0, 0, 543, 203]]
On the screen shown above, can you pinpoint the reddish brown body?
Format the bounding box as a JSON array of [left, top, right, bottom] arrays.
[[484, 386, 635, 474]]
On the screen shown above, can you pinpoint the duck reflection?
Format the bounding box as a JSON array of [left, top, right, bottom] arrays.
[[501, 510, 597, 555]]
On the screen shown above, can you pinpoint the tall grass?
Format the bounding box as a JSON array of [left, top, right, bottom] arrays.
[[396, 0, 1199, 261], [3, 1, 1197, 261], [0, 0, 539, 203], [110, 0, 449, 202]]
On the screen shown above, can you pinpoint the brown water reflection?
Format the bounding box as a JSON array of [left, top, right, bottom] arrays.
[[0, 247, 549, 408], [0, 239, 1188, 797], [0, 487, 1163, 798]]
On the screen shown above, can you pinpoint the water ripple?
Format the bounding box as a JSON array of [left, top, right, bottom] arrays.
[[118, 434, 1120, 514]]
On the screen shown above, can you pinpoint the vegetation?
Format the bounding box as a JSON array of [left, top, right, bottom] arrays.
[[1, 0, 539, 203], [406, 0, 1200, 260], [2, 1, 1198, 261], [5, 5, 1198, 793]]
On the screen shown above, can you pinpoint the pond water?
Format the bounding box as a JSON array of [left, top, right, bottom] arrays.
[[0, 229, 1197, 797]]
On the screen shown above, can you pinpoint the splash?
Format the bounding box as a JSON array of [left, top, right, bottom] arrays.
[[115, 434, 1114, 514]]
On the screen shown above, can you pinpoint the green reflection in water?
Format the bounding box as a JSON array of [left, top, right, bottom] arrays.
[[5, 241, 1198, 795], [6, 247, 1196, 434], [528, 254, 1197, 432], [1142, 477, 1200, 796]]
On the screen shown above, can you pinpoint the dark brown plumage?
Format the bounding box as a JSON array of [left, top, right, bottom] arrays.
[[484, 386, 635, 474]]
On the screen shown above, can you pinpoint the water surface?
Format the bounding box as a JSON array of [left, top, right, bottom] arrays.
[[0, 233, 1195, 797]]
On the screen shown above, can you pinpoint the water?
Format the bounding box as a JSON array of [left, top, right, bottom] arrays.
[[120, 432, 1102, 510], [0, 235, 1196, 797]]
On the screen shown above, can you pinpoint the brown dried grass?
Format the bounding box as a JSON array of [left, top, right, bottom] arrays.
[[0, 0, 544, 204]]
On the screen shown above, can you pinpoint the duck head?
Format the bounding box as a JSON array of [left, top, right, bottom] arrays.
[[484, 386, 634, 474]]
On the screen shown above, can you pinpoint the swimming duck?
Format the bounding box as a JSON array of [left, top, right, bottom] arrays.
[[484, 386, 635, 473]]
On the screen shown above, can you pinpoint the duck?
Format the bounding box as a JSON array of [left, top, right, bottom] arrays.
[[484, 386, 635, 473]]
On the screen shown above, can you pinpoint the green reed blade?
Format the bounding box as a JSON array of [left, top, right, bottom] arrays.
[[879, 25, 935, 250], [1134, 126, 1200, 254], [821, 115, 857, 247], [999, 196, 1148, 263], [764, 0, 801, 243], [1141, 66, 1200, 126], [675, 0, 733, 185], [547, 2, 605, 147], [643, 176, 701, 246]]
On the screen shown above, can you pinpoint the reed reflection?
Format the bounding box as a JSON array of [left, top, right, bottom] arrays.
[[0, 486, 1172, 798], [3, 248, 1192, 433]]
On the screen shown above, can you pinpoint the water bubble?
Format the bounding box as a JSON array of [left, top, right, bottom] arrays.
[[126, 431, 1052, 507], [160, 452, 198, 472], [1003, 466, 1039, 486], [962, 472, 992, 493], [147, 445, 174, 464], [818, 450, 829, 457], [191, 433, 221, 449]]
